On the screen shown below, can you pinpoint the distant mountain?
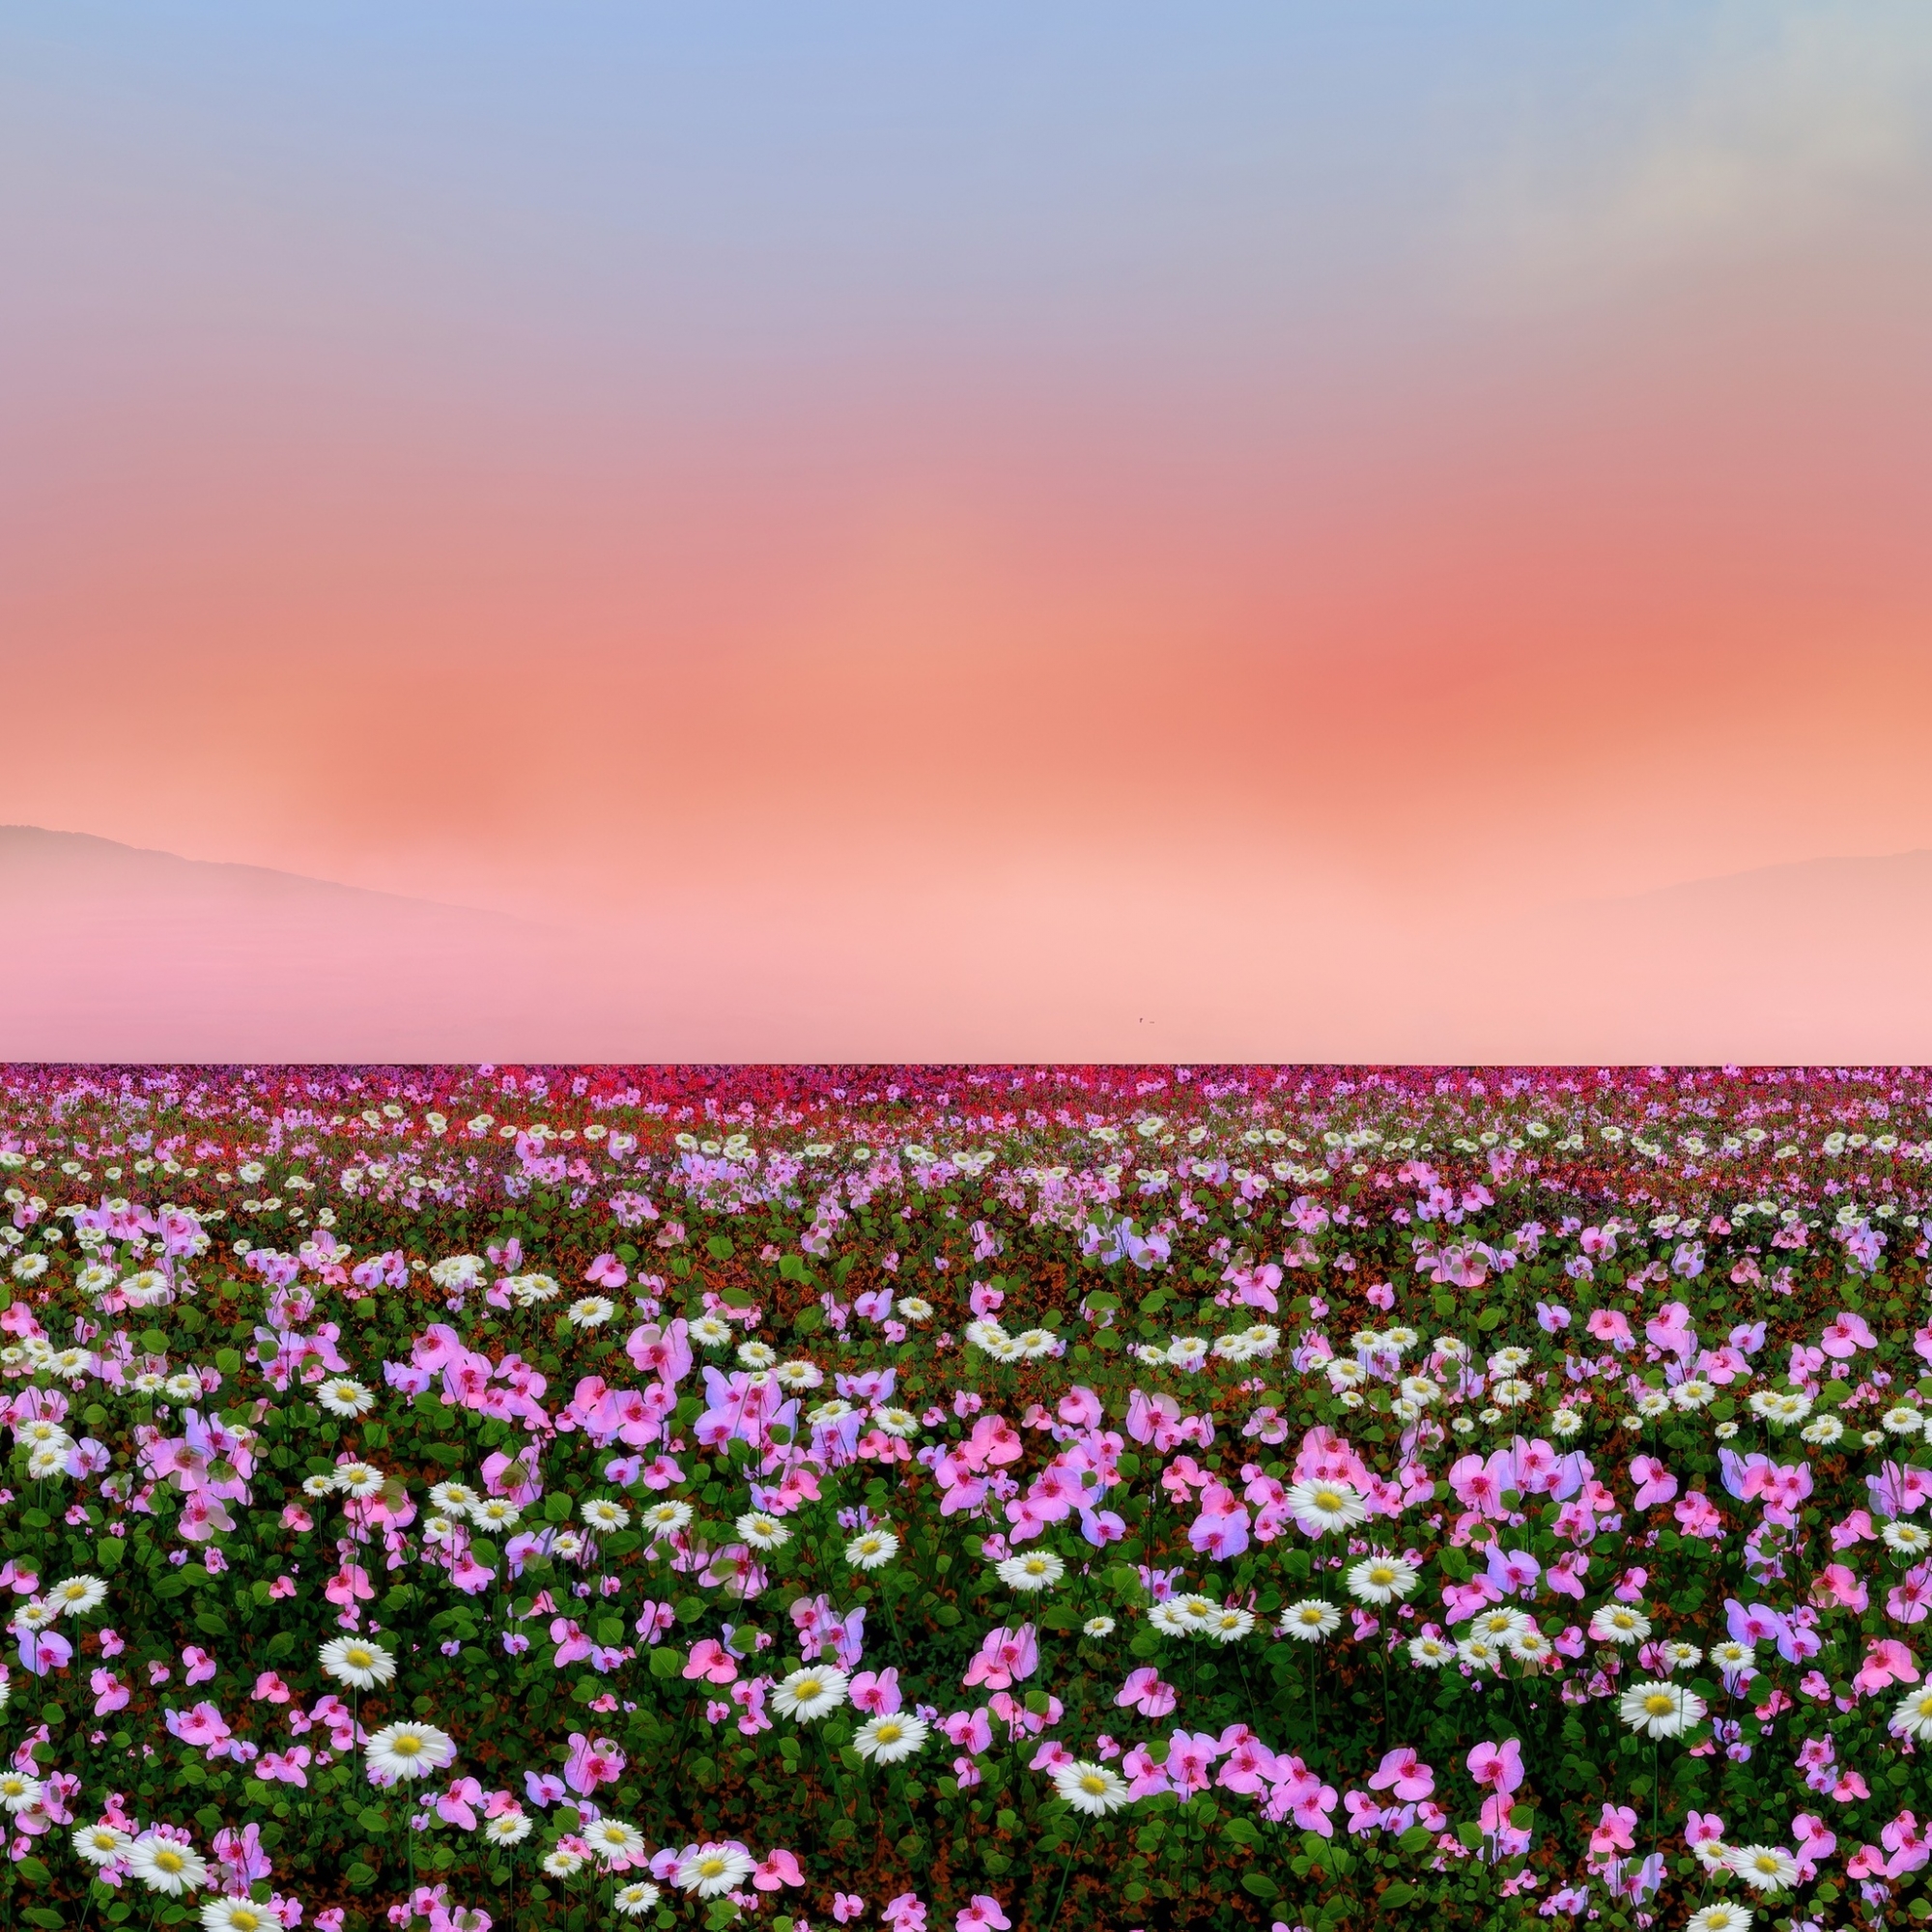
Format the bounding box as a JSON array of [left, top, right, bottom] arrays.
[[6, 826, 1932, 1062], [0, 827, 588, 1060]]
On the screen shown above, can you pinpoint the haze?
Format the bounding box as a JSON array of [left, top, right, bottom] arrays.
[[5, 6, 1932, 1058]]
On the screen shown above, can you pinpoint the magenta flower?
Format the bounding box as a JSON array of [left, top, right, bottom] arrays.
[[1367, 1747, 1435, 1802], [1466, 1739, 1523, 1797]]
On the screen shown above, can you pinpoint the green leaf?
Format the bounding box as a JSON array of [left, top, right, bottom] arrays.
[[422, 1442, 464, 1467], [1240, 1873, 1280, 1901], [648, 1646, 682, 1678], [16, 1860, 54, 1888], [24, 1909, 66, 1929], [1380, 1883, 1416, 1909], [705, 1235, 734, 1261]]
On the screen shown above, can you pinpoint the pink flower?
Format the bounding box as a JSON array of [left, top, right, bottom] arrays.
[[753, 1850, 804, 1891], [1590, 1804, 1636, 1856], [881, 1897, 927, 1932], [1367, 1747, 1435, 1802], [1114, 1668, 1177, 1719], [850, 1669, 902, 1716], [561, 1733, 625, 1796], [682, 1640, 738, 1685], [436, 1778, 486, 1831], [16, 1630, 72, 1676], [1820, 1311, 1877, 1359], [954, 1897, 1009, 1931], [1855, 1638, 1919, 1694], [1685, 1810, 1726, 1848], [1466, 1740, 1523, 1797], [165, 1701, 233, 1752], [90, 1668, 130, 1716], [1630, 1457, 1678, 1511], [961, 1626, 1037, 1690], [832, 1893, 867, 1924], [183, 1646, 218, 1686], [258, 1747, 312, 1788], [253, 1672, 294, 1704]]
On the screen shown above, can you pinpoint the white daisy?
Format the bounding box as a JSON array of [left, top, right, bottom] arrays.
[[320, 1636, 396, 1690], [1284, 1479, 1368, 1534], [1205, 1606, 1256, 1643], [73, 1821, 134, 1866], [853, 1713, 929, 1764], [1589, 1605, 1651, 1645], [734, 1512, 790, 1550], [845, 1529, 900, 1570], [201, 1898, 280, 1932], [584, 1818, 647, 1865], [48, 1574, 108, 1616], [612, 1883, 662, 1916], [363, 1720, 457, 1780], [1082, 1616, 1117, 1638], [1279, 1600, 1342, 1641], [996, 1551, 1065, 1593], [1407, 1634, 1454, 1668], [482, 1812, 531, 1845], [430, 1481, 482, 1514], [1727, 1845, 1799, 1892], [1890, 1682, 1932, 1742], [581, 1499, 631, 1533], [674, 1845, 755, 1897], [566, 1297, 616, 1328], [128, 1834, 211, 1895], [317, 1378, 375, 1417], [640, 1499, 694, 1536], [1148, 1600, 1203, 1637], [0, 1772, 44, 1813], [1686, 1906, 1753, 1932], [1052, 1760, 1132, 1815], [771, 1664, 849, 1721], [1347, 1554, 1419, 1605], [1620, 1680, 1705, 1739]]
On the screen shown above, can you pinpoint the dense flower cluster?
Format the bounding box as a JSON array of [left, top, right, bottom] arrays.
[[1, 1062, 1930, 1932]]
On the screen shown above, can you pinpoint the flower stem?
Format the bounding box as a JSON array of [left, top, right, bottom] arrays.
[[1043, 1815, 1090, 1932]]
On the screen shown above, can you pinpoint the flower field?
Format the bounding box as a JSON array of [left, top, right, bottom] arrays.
[[3, 1062, 1931, 1932]]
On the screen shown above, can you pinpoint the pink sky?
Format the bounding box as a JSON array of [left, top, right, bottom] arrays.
[[5, 10, 1932, 1057]]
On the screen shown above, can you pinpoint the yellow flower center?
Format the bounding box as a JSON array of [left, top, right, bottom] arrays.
[[394, 1735, 422, 1757], [156, 1851, 184, 1873], [876, 1724, 902, 1745], [1645, 1695, 1675, 1717]]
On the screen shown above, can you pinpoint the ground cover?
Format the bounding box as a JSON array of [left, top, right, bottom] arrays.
[[2, 1062, 1929, 1932]]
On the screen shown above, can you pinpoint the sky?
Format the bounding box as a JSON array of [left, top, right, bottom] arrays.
[[5, 4, 1932, 1057]]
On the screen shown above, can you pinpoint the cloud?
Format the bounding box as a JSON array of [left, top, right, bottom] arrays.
[[1450, 2, 1932, 307]]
